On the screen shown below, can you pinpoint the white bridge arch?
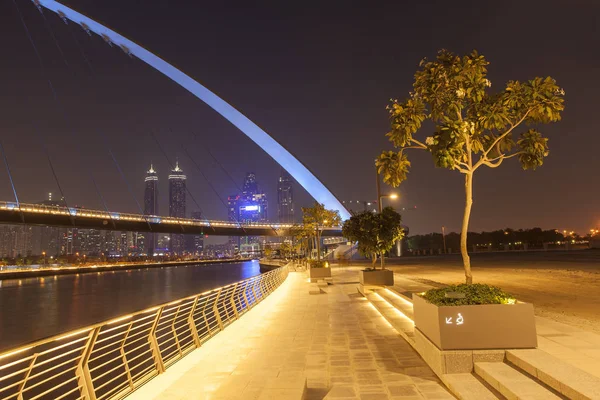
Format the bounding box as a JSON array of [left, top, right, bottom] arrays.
[[36, 0, 350, 220]]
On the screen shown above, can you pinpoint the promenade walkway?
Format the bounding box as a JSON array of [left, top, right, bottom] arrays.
[[127, 268, 454, 400]]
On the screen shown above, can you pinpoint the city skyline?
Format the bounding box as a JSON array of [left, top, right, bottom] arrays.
[[0, 1, 598, 235]]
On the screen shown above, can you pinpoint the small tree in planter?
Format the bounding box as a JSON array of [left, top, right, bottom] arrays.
[[343, 207, 404, 289], [342, 207, 404, 269], [376, 49, 564, 284], [301, 202, 342, 265]]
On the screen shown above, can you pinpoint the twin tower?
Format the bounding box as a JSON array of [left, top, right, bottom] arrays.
[[143, 162, 188, 254]]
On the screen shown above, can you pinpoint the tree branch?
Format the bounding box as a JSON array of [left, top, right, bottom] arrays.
[[409, 138, 428, 149], [476, 109, 531, 168], [480, 151, 524, 169], [486, 151, 523, 164]]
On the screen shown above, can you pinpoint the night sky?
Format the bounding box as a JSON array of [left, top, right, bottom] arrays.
[[0, 0, 598, 236]]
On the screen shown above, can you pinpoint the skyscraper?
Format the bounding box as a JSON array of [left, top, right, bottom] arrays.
[[169, 161, 187, 255], [242, 172, 258, 195], [277, 169, 294, 223], [227, 173, 269, 253], [144, 164, 159, 255]]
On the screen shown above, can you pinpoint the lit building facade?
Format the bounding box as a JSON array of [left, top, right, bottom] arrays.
[[277, 169, 294, 223], [144, 164, 159, 255], [168, 161, 187, 255], [228, 172, 268, 252]]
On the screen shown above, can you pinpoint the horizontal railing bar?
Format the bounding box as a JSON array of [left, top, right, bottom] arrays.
[[96, 379, 130, 400], [0, 354, 35, 373], [93, 369, 128, 392], [89, 354, 125, 373], [122, 348, 152, 365], [28, 373, 78, 400], [24, 355, 79, 383], [121, 341, 153, 359], [91, 359, 127, 383], [21, 365, 78, 394], [54, 384, 83, 400], [0, 365, 31, 384], [129, 364, 156, 384]]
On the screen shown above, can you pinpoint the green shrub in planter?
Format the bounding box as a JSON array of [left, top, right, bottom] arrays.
[[309, 260, 328, 269], [423, 283, 515, 306]]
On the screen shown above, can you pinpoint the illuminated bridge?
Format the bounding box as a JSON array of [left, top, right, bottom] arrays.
[[0, 201, 342, 237]]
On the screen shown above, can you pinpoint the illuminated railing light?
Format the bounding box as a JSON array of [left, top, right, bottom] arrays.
[[54, 328, 92, 341], [0, 346, 33, 360], [108, 314, 134, 325]]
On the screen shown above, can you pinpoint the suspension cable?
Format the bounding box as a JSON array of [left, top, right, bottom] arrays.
[[63, 21, 160, 234], [10, 0, 73, 215], [36, 7, 124, 222], [180, 132, 244, 227], [0, 141, 24, 221]]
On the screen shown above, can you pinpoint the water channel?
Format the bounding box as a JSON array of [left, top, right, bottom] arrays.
[[0, 260, 260, 350]]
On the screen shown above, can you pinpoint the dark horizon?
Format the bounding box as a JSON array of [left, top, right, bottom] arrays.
[[0, 0, 598, 235]]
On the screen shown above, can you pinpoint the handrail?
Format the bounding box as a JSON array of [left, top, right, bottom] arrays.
[[0, 266, 289, 400]]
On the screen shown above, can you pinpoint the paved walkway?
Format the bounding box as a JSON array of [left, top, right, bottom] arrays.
[[127, 268, 454, 400]]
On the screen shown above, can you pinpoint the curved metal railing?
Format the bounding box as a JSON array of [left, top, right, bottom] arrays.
[[0, 266, 289, 400]]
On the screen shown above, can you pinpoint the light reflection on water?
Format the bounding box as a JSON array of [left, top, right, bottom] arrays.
[[0, 261, 259, 351]]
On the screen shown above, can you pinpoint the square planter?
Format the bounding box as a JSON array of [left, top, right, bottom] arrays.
[[309, 267, 331, 283], [413, 294, 537, 350], [359, 269, 394, 286]]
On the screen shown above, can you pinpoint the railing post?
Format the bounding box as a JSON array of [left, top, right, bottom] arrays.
[[17, 354, 38, 400], [119, 321, 135, 390], [170, 304, 183, 358], [242, 281, 251, 310], [213, 288, 224, 331], [230, 283, 239, 319], [187, 296, 201, 348], [76, 327, 100, 400], [149, 308, 165, 374]]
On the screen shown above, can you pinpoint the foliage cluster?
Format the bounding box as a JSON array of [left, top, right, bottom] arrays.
[[309, 260, 328, 268], [422, 283, 515, 306], [342, 207, 404, 268], [297, 202, 342, 262]]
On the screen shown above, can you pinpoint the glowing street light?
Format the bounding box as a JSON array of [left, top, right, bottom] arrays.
[[378, 193, 399, 213]]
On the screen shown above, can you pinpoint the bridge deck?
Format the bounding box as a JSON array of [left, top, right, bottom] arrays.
[[127, 267, 453, 400], [0, 202, 342, 236]]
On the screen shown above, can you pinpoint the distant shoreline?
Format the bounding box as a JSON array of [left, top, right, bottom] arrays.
[[0, 258, 253, 280]]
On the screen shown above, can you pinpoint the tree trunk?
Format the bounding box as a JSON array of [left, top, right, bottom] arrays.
[[316, 228, 321, 262], [371, 252, 377, 268], [380, 251, 385, 269], [461, 172, 474, 284]]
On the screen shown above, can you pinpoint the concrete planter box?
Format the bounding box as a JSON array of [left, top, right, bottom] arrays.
[[309, 267, 331, 283], [359, 269, 394, 286], [413, 294, 537, 350]]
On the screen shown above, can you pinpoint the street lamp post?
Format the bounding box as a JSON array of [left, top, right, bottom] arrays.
[[376, 166, 398, 212], [375, 167, 399, 267]]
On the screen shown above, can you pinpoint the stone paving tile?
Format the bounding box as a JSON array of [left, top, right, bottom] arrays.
[[127, 268, 454, 400]]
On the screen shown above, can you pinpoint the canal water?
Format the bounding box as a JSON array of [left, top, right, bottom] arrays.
[[0, 260, 260, 351]]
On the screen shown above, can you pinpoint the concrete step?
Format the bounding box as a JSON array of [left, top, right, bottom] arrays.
[[442, 373, 502, 400], [507, 349, 600, 400], [375, 287, 414, 320], [365, 292, 415, 342], [475, 362, 563, 400]]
